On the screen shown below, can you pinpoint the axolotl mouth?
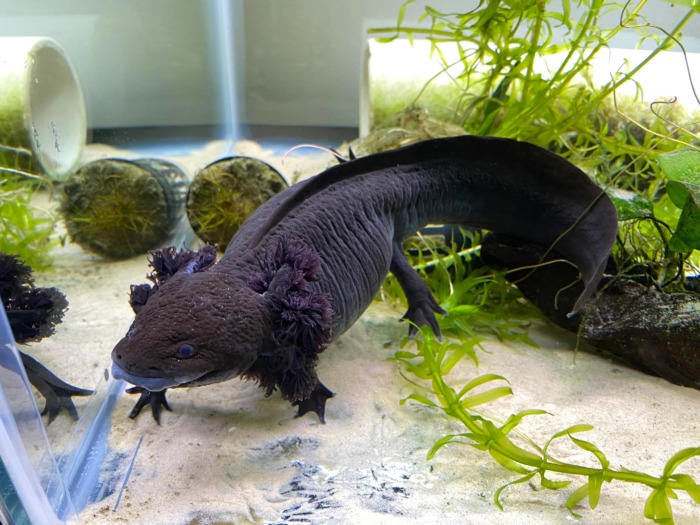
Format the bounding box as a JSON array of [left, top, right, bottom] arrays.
[[110, 361, 243, 391], [110, 362, 186, 391]]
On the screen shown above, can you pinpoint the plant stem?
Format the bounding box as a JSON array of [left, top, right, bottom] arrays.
[[367, 27, 466, 40], [410, 246, 481, 271]]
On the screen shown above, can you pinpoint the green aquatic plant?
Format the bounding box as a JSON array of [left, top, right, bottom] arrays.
[[369, 0, 700, 288], [369, 0, 696, 149], [381, 230, 538, 346], [367, 0, 700, 286], [397, 327, 700, 523], [380, 233, 700, 523], [657, 148, 700, 254], [0, 145, 56, 269], [609, 141, 700, 290]]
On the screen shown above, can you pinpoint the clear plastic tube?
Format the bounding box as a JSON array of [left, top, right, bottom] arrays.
[[0, 303, 71, 524]]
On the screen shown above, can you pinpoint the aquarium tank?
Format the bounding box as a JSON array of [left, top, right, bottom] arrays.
[[1, 1, 700, 524]]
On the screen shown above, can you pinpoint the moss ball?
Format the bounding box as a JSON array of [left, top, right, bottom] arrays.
[[60, 158, 187, 259], [186, 156, 287, 250]]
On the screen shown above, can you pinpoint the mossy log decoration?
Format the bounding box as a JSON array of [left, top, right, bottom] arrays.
[[60, 158, 188, 259], [186, 156, 287, 250]]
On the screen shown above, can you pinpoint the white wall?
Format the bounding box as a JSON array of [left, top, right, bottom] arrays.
[[242, 0, 409, 127], [0, 0, 697, 130], [0, 0, 226, 129]]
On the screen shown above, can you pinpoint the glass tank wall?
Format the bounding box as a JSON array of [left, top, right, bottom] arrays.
[[1, 1, 700, 524]]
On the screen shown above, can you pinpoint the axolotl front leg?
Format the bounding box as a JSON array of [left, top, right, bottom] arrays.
[[125, 387, 172, 424]]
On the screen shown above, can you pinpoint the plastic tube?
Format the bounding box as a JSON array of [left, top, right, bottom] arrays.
[[0, 303, 69, 524]]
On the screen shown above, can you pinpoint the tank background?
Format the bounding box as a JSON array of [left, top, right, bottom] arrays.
[[0, 0, 697, 133]]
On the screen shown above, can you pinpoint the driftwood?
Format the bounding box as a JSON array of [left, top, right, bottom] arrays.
[[480, 234, 700, 391], [581, 280, 700, 390]]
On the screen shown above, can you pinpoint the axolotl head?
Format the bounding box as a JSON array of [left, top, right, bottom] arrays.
[[111, 271, 272, 392]]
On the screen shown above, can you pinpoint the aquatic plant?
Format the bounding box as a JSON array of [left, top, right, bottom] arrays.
[[398, 326, 700, 523], [611, 144, 700, 290], [370, 0, 700, 288], [369, 0, 695, 149], [0, 145, 56, 269], [380, 232, 700, 523]]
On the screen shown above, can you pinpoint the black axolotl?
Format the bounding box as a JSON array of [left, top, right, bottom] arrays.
[[0, 253, 93, 421], [111, 136, 618, 422]]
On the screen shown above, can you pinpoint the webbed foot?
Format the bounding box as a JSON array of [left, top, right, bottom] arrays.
[[401, 292, 447, 340], [21, 352, 93, 424], [390, 243, 446, 339], [126, 387, 171, 425], [292, 381, 334, 423]]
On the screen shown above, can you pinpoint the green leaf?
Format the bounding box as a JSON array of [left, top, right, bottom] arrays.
[[461, 386, 513, 409], [427, 433, 457, 460], [561, 0, 572, 25], [396, 0, 411, 26], [441, 340, 479, 372], [400, 392, 438, 408], [566, 483, 590, 517], [500, 409, 549, 435], [448, 304, 480, 315], [392, 350, 420, 361], [489, 448, 534, 475], [475, 0, 501, 28], [401, 362, 432, 380], [657, 149, 700, 251], [494, 472, 537, 511], [662, 447, 700, 478], [644, 486, 674, 523], [667, 185, 700, 252], [543, 424, 594, 457], [540, 473, 572, 490], [456, 373, 509, 400], [484, 424, 543, 466], [669, 473, 700, 503], [588, 472, 604, 509], [607, 188, 654, 220], [569, 435, 610, 469]]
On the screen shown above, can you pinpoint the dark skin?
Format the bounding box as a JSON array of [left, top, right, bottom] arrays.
[[111, 136, 618, 424]]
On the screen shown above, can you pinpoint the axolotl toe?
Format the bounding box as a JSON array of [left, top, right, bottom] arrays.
[[111, 136, 618, 423]]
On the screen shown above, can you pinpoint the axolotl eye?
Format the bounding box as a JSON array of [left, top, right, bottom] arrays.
[[177, 343, 196, 359]]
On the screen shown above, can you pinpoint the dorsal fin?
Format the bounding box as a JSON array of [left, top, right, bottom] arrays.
[[245, 135, 601, 249], [246, 138, 455, 248]]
